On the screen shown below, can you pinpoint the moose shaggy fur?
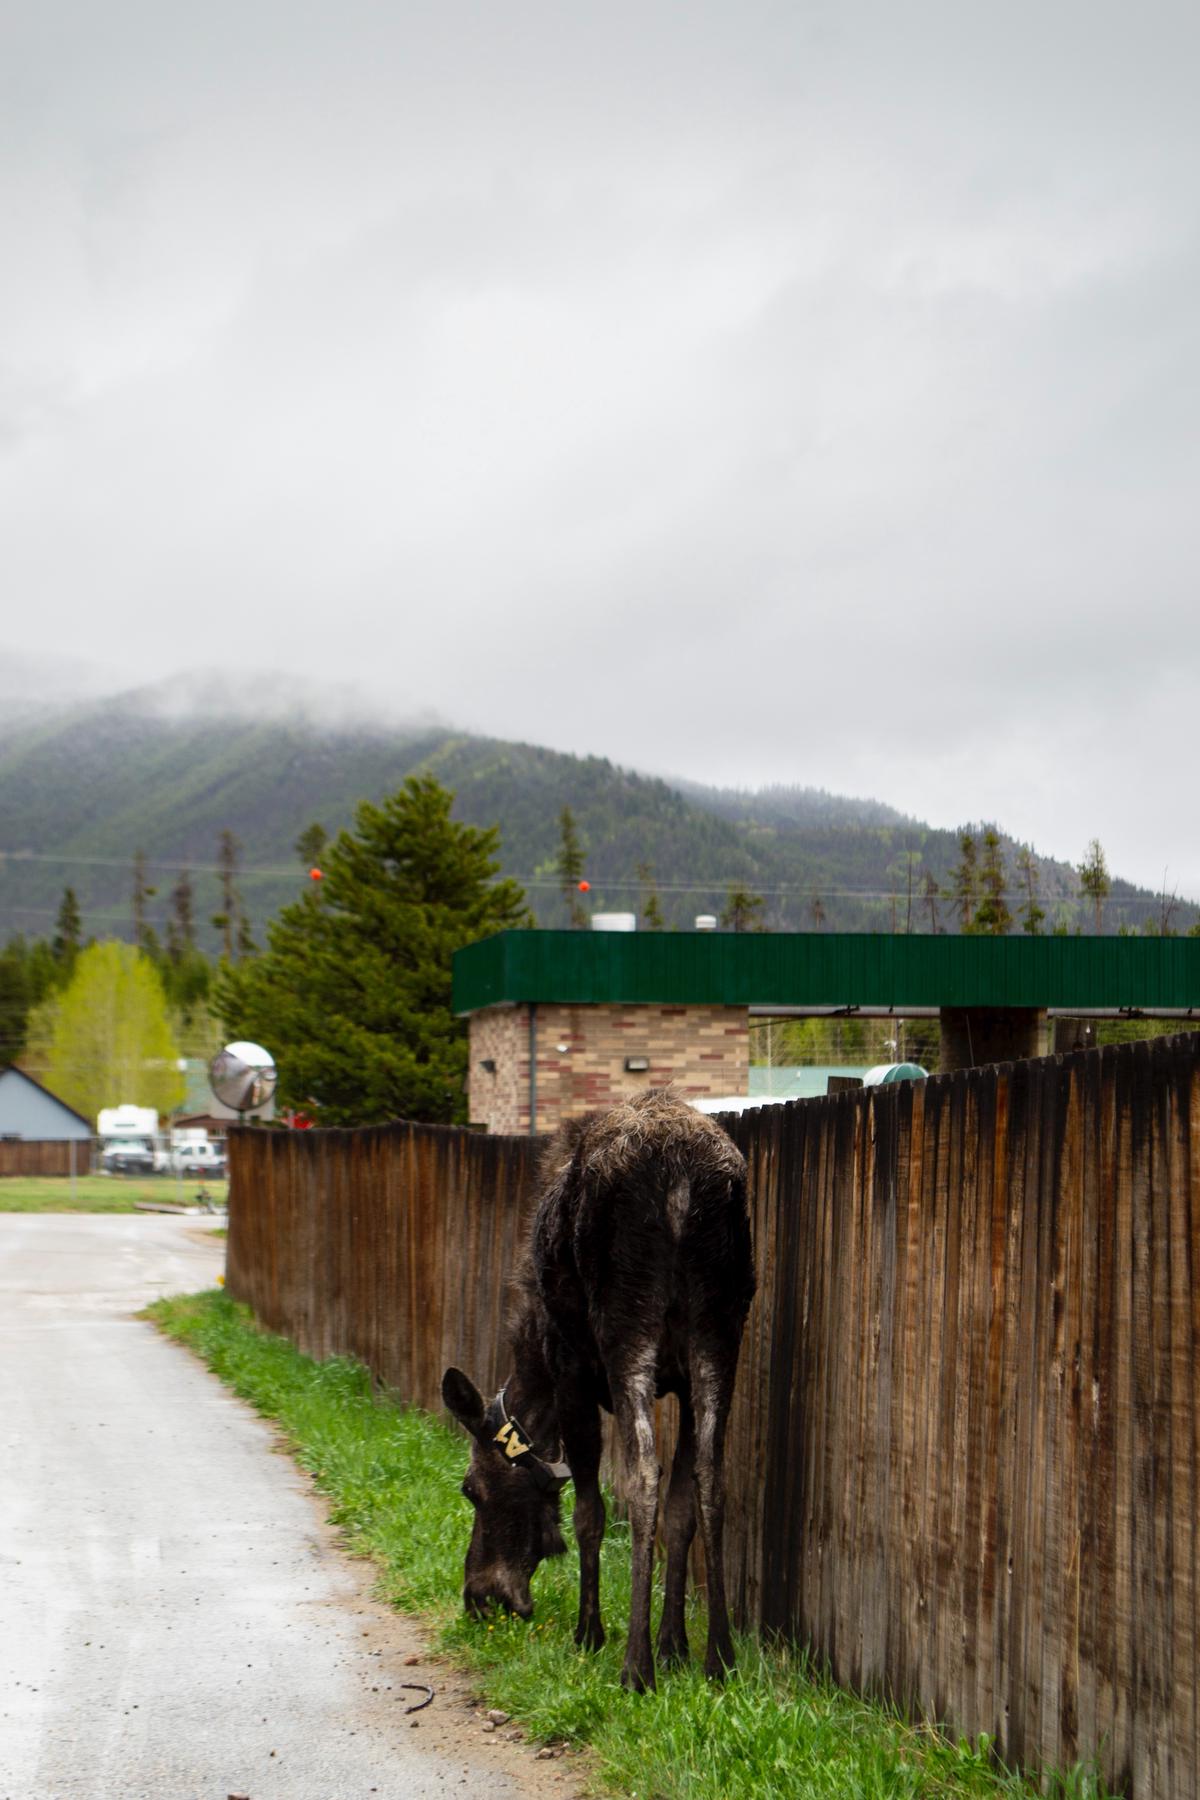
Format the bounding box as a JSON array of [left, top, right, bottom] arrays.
[[442, 1090, 756, 1692]]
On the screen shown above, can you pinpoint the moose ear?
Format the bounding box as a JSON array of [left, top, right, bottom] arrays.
[[442, 1367, 486, 1434]]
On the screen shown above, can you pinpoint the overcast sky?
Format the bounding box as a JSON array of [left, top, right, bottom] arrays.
[[3, 1, 1198, 899]]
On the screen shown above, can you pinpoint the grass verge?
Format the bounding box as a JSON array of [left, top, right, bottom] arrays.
[[148, 1291, 1112, 1800], [0, 1174, 227, 1212]]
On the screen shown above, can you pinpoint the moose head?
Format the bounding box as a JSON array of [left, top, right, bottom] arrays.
[[441, 1367, 569, 1620]]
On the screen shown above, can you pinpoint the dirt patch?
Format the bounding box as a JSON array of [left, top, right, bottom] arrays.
[[291, 1435, 592, 1800]]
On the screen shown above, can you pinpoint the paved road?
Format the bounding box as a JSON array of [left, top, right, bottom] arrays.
[[0, 1216, 562, 1800]]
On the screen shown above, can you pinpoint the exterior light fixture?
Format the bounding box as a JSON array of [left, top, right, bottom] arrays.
[[480, 1058, 497, 1074], [624, 1056, 650, 1073]]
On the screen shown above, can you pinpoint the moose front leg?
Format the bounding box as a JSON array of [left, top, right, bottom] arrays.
[[564, 1408, 606, 1652]]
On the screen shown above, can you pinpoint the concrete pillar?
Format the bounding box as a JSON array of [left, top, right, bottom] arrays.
[[1052, 1017, 1098, 1055], [938, 1006, 1049, 1073]]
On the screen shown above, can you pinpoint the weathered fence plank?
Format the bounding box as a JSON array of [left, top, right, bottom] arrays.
[[0, 1139, 86, 1177], [226, 1033, 1200, 1799]]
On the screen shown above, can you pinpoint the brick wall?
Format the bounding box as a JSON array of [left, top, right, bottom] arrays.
[[466, 1002, 749, 1134]]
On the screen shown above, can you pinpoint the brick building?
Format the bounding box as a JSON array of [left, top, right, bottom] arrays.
[[466, 998, 747, 1134], [452, 929, 1200, 1137]]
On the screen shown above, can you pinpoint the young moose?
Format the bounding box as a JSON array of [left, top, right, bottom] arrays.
[[442, 1090, 755, 1692]]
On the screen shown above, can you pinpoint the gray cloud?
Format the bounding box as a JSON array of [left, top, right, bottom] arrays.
[[2, 0, 1198, 897]]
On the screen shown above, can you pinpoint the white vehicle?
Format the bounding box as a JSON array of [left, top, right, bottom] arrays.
[[168, 1136, 227, 1177], [98, 1104, 159, 1140]]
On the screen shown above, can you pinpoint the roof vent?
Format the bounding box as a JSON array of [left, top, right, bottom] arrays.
[[591, 912, 637, 932]]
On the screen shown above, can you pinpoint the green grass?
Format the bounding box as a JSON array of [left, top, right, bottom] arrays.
[[148, 1291, 1113, 1800], [0, 1173, 228, 1213]]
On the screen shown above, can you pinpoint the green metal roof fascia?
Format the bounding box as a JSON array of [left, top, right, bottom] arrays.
[[452, 931, 1200, 1015]]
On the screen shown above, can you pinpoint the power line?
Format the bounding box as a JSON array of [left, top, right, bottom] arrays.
[[1, 851, 1192, 910]]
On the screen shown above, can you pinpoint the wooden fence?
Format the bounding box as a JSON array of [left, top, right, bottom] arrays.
[[226, 1033, 1200, 1799], [0, 1139, 87, 1177]]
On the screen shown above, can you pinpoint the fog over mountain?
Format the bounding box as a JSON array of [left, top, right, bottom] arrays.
[[4, 2, 1199, 899], [1, 670, 1192, 951]]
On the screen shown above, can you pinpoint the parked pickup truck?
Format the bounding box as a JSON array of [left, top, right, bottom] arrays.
[[169, 1140, 227, 1178], [101, 1138, 156, 1176]]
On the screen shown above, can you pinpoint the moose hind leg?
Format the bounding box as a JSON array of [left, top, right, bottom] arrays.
[[692, 1348, 737, 1680], [614, 1359, 661, 1692], [657, 1396, 696, 1668]]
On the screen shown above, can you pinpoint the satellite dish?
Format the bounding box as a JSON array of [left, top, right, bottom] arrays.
[[210, 1041, 278, 1114]]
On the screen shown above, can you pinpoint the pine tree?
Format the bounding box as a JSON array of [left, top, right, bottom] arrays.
[[216, 774, 530, 1126], [1015, 847, 1045, 936], [922, 872, 942, 934], [720, 885, 765, 933], [212, 830, 250, 960], [950, 832, 979, 933], [555, 806, 589, 929], [166, 870, 196, 960], [52, 887, 82, 968], [637, 863, 665, 931], [163, 868, 211, 1015], [1079, 839, 1111, 935], [0, 942, 32, 1063], [132, 851, 158, 955], [973, 830, 1012, 935], [295, 822, 328, 871]]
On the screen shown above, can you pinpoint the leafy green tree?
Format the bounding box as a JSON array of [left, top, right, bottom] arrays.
[[52, 887, 83, 970], [1079, 839, 1111, 935], [1015, 847, 1045, 936], [27, 940, 184, 1125], [721, 884, 765, 933], [973, 830, 1012, 935], [555, 805, 589, 928], [217, 774, 529, 1126], [922, 871, 942, 934]]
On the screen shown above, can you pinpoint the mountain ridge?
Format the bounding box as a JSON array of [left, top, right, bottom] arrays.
[[0, 687, 1190, 948]]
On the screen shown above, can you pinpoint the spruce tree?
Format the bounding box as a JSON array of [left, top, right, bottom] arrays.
[[295, 822, 328, 871], [555, 806, 589, 928], [720, 884, 765, 933], [973, 830, 1012, 935], [950, 832, 979, 933], [217, 774, 529, 1126], [132, 851, 159, 956], [1015, 847, 1045, 936], [637, 862, 665, 931], [52, 887, 82, 968], [1079, 839, 1111, 935], [213, 829, 253, 960]]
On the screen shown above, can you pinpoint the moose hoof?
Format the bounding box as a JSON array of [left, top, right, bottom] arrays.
[[703, 1647, 735, 1683], [656, 1635, 689, 1670], [620, 1660, 656, 1694], [574, 1619, 605, 1652]]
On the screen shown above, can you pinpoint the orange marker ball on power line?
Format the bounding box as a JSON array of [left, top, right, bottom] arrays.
[[578, 880, 590, 892], [310, 867, 324, 880]]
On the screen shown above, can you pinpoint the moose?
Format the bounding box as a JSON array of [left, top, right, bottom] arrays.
[[442, 1089, 756, 1692]]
